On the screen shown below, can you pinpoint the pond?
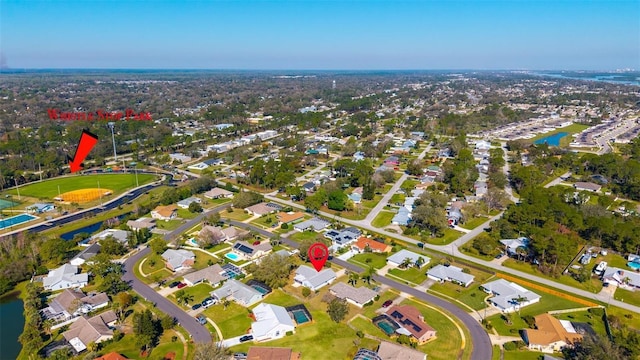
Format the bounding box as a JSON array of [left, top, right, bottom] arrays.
[[60, 213, 131, 241], [0, 293, 25, 359], [534, 132, 568, 146]]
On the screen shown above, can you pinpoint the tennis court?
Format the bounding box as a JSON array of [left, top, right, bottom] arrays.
[[0, 199, 18, 210]]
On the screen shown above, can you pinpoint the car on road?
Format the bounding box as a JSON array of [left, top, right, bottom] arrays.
[[196, 315, 207, 325], [417, 242, 424, 248], [177, 282, 187, 289], [382, 300, 393, 308], [191, 303, 202, 311], [233, 353, 247, 360], [239, 335, 253, 342], [202, 298, 215, 308], [168, 281, 181, 288], [494, 253, 504, 259]]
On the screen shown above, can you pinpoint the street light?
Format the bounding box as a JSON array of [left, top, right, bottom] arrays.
[[108, 122, 117, 161]]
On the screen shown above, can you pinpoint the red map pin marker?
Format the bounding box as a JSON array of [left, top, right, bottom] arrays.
[[308, 242, 329, 272]]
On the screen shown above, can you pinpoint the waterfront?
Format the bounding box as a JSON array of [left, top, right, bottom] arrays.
[[534, 131, 568, 146], [0, 293, 25, 359]]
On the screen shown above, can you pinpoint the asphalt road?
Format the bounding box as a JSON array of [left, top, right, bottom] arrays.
[[122, 247, 212, 343]]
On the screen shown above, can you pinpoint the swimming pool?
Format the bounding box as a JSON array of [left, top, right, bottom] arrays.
[[0, 214, 38, 230], [628, 262, 640, 270], [291, 309, 310, 324], [187, 238, 199, 247], [225, 252, 240, 261], [372, 315, 400, 336]]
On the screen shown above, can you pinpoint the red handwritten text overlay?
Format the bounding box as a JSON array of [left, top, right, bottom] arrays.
[[47, 109, 152, 121]]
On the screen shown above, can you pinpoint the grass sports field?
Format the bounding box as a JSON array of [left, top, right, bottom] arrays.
[[7, 173, 156, 200]]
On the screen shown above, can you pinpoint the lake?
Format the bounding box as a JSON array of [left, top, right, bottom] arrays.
[[534, 132, 568, 146], [60, 212, 131, 241], [0, 293, 25, 359]]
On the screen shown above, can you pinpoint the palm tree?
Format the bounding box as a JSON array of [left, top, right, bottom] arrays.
[[348, 272, 359, 286], [511, 296, 528, 316], [416, 257, 425, 268], [361, 266, 374, 285], [400, 257, 413, 269], [223, 300, 230, 310]]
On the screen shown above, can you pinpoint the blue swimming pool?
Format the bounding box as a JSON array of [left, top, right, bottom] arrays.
[[534, 132, 568, 146], [628, 262, 640, 270], [225, 252, 240, 261], [0, 213, 38, 230]]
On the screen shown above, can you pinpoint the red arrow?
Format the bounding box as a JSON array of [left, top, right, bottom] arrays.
[[68, 130, 99, 173]]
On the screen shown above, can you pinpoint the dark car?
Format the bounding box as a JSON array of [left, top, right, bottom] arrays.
[[494, 253, 504, 259], [168, 281, 181, 288], [196, 315, 207, 325], [239, 335, 253, 342], [253, 240, 261, 246], [417, 242, 424, 248], [233, 353, 247, 360], [382, 300, 393, 308], [191, 303, 202, 311], [177, 282, 187, 289]]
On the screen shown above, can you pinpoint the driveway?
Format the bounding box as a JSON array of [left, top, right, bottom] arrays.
[[219, 335, 244, 348], [122, 249, 212, 343]]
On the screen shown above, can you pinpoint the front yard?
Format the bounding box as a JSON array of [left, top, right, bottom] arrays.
[[349, 253, 389, 269]]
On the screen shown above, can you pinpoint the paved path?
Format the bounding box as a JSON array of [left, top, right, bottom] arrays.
[[544, 171, 571, 189], [122, 248, 212, 343]]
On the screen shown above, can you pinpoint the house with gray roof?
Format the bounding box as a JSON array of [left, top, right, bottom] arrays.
[[500, 237, 529, 256], [387, 250, 429, 269], [210, 279, 263, 307], [231, 240, 272, 260], [602, 267, 640, 289], [391, 207, 411, 226], [203, 187, 234, 199], [427, 265, 474, 287], [63, 310, 117, 353], [91, 229, 130, 245], [329, 283, 377, 308], [177, 196, 202, 209], [294, 217, 331, 232], [70, 243, 101, 266], [41, 289, 109, 322], [294, 265, 336, 291], [482, 279, 541, 313], [183, 264, 228, 287], [43, 264, 88, 291], [325, 227, 362, 247], [126, 217, 156, 231], [161, 249, 195, 272]]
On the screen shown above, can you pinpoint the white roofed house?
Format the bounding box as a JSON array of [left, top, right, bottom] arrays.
[[250, 303, 296, 341], [231, 240, 273, 260], [126, 217, 156, 231], [294, 265, 337, 291], [177, 196, 202, 209], [386, 249, 429, 269], [90, 229, 130, 245], [481, 279, 541, 313], [427, 265, 474, 287], [602, 267, 640, 289], [294, 217, 331, 232], [203, 187, 234, 199], [210, 279, 263, 307], [500, 237, 529, 257], [329, 283, 377, 308], [182, 264, 228, 287], [161, 249, 195, 272], [40, 289, 110, 322], [43, 264, 89, 291]]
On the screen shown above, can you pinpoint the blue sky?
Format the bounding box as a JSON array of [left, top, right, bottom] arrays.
[[1, 0, 638, 70]]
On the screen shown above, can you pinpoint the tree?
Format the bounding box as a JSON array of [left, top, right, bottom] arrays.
[[160, 315, 175, 330], [511, 295, 528, 316], [416, 257, 426, 268], [132, 309, 161, 349], [232, 191, 264, 208], [348, 272, 359, 286], [40, 237, 73, 263], [563, 334, 626, 360], [193, 342, 230, 360], [362, 179, 375, 201], [249, 253, 294, 288], [472, 233, 496, 256], [400, 257, 413, 269], [327, 298, 349, 323], [406, 159, 424, 176], [298, 237, 331, 262], [99, 273, 130, 295], [149, 238, 167, 255], [100, 236, 127, 255], [188, 201, 203, 213], [205, 212, 221, 225], [113, 292, 133, 321], [175, 289, 194, 305]]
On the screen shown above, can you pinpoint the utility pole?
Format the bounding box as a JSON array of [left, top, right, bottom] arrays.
[[108, 122, 117, 161], [14, 178, 20, 201]]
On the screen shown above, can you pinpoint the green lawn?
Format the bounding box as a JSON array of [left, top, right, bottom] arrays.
[[421, 228, 463, 245], [614, 287, 640, 307], [99, 329, 185, 360], [170, 283, 214, 307], [257, 288, 301, 308], [362, 290, 399, 318], [154, 219, 183, 231], [460, 216, 490, 230], [203, 302, 253, 338], [193, 251, 219, 270], [289, 230, 323, 242], [387, 267, 428, 284], [350, 316, 389, 338], [349, 253, 388, 269], [502, 259, 603, 293], [428, 267, 494, 311], [220, 208, 252, 221], [389, 193, 405, 205], [555, 309, 608, 336], [141, 254, 165, 275], [502, 350, 547, 360], [372, 211, 395, 228], [206, 197, 233, 206], [176, 208, 199, 220], [9, 173, 156, 199]]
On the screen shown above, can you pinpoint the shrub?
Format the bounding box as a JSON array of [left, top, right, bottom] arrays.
[[356, 330, 364, 338], [286, 331, 294, 336], [281, 223, 289, 229], [374, 295, 380, 301], [589, 307, 605, 317], [522, 315, 536, 328], [302, 287, 311, 297], [503, 341, 517, 351], [171, 336, 178, 342]]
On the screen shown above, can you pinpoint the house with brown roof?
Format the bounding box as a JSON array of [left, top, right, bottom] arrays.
[[42, 288, 108, 322], [352, 237, 392, 253], [376, 341, 427, 360], [329, 282, 377, 308], [247, 346, 301, 360], [522, 313, 583, 353], [63, 310, 118, 353], [385, 305, 436, 344], [245, 202, 282, 216], [94, 353, 128, 360], [276, 212, 305, 225], [151, 204, 178, 221], [573, 182, 601, 192], [203, 187, 234, 199]]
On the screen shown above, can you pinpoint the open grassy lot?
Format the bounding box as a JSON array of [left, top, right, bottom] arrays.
[[169, 283, 215, 307], [9, 173, 156, 199], [192, 251, 219, 270], [389, 193, 405, 205], [259, 288, 302, 308], [176, 208, 199, 220], [154, 219, 183, 231], [415, 228, 463, 245], [614, 287, 640, 307], [460, 216, 490, 230], [203, 301, 253, 338], [99, 329, 186, 360], [502, 258, 603, 293], [428, 267, 494, 311], [388, 267, 428, 284], [372, 211, 395, 228], [141, 254, 165, 275], [502, 349, 547, 360], [528, 123, 590, 147], [289, 230, 323, 242], [349, 253, 388, 269], [220, 208, 252, 221]]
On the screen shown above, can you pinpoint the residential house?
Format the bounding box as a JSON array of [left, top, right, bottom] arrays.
[[325, 227, 362, 247], [376, 341, 427, 360], [522, 313, 583, 353], [203, 158, 224, 166], [182, 264, 228, 287], [392, 207, 412, 226], [348, 192, 362, 204], [386, 305, 437, 344], [247, 347, 301, 360], [574, 182, 602, 192], [447, 207, 463, 227], [276, 212, 305, 225], [126, 217, 156, 231], [161, 249, 195, 272], [210, 279, 263, 307], [352, 237, 392, 253], [500, 237, 529, 257], [246, 202, 283, 216], [427, 265, 474, 287], [26, 203, 55, 214], [70, 243, 101, 266], [151, 204, 178, 221], [43, 264, 88, 291], [353, 349, 382, 360], [475, 140, 492, 150], [177, 196, 202, 209], [329, 283, 377, 308], [384, 156, 400, 167], [293, 217, 330, 232], [302, 182, 316, 193], [90, 229, 130, 245], [169, 153, 191, 163], [200, 225, 248, 244], [481, 279, 541, 313], [251, 303, 296, 341], [95, 353, 129, 360], [41, 289, 109, 321], [602, 267, 640, 289], [63, 310, 118, 353], [353, 152, 366, 162], [203, 187, 234, 199], [294, 265, 337, 291], [387, 250, 429, 268], [232, 240, 273, 260]]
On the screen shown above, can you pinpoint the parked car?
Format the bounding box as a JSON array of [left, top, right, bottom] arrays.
[[191, 304, 202, 311], [233, 353, 247, 360], [382, 300, 393, 308], [202, 298, 215, 308], [177, 282, 187, 289], [253, 240, 261, 245], [168, 281, 181, 288], [494, 253, 504, 259], [196, 315, 207, 325], [417, 242, 424, 248], [239, 335, 253, 342]]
